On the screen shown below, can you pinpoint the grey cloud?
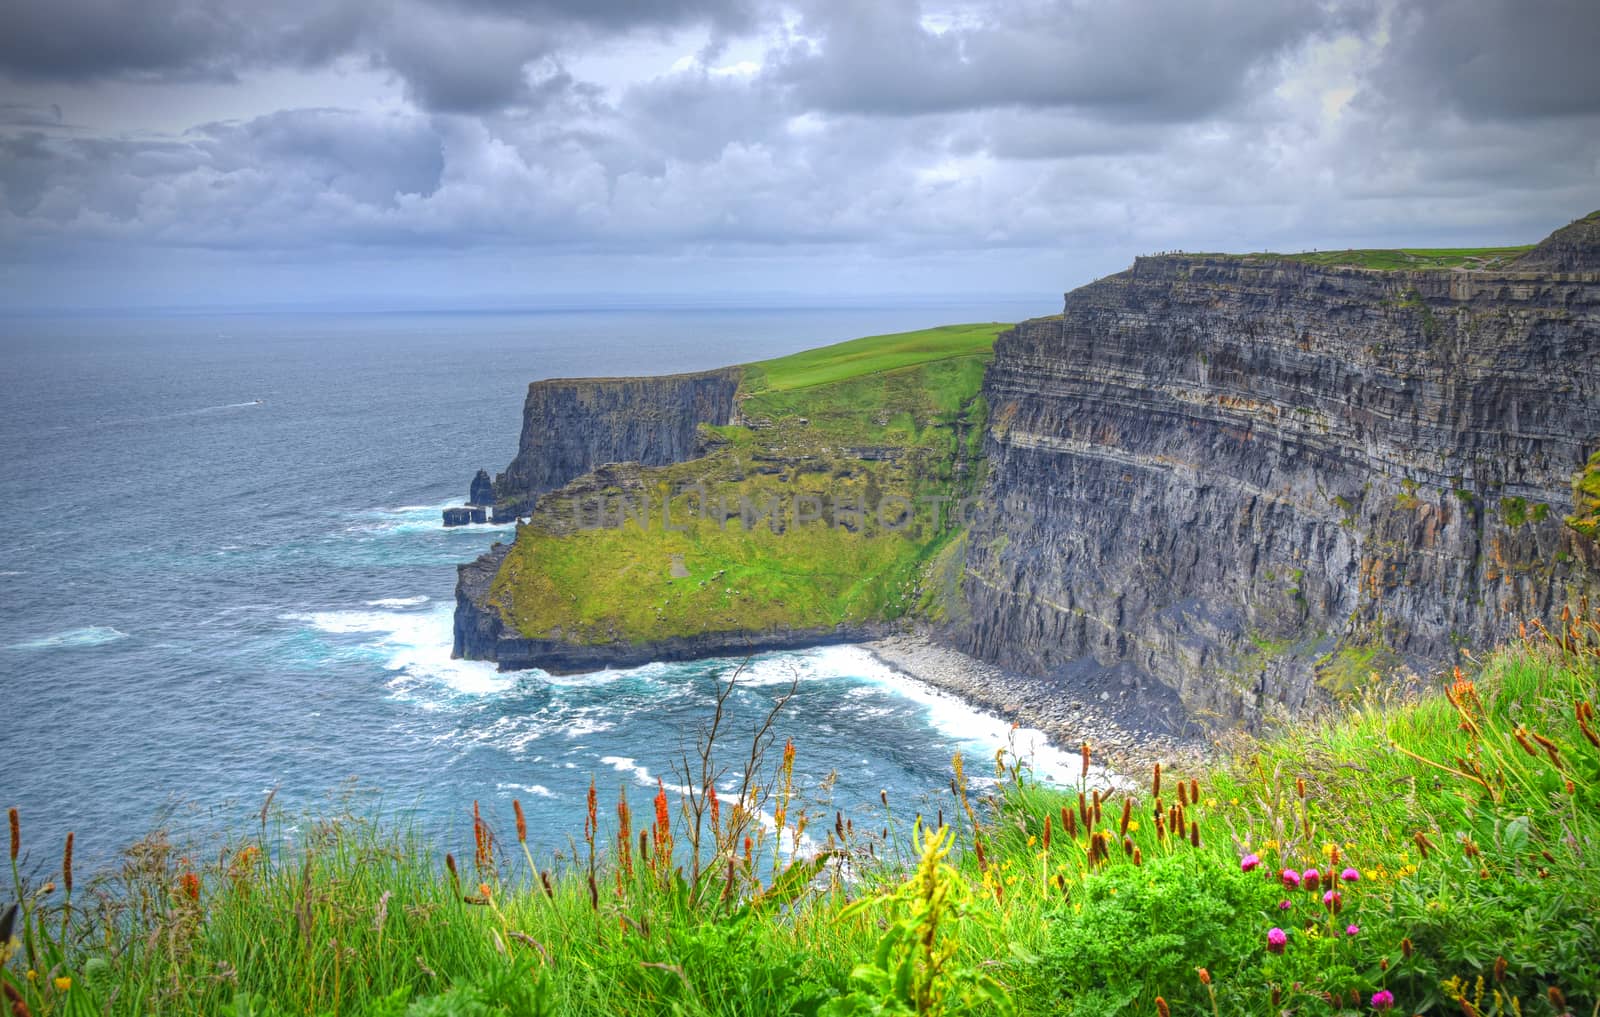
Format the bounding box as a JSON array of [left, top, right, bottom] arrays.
[[769, 0, 1375, 121], [1370, 0, 1600, 120], [0, 0, 768, 113], [0, 103, 66, 127]]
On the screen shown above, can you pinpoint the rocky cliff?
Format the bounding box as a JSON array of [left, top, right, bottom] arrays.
[[489, 368, 742, 521], [954, 237, 1600, 729], [452, 217, 1600, 729]]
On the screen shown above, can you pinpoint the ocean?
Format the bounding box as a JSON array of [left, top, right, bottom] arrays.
[[0, 303, 1067, 873]]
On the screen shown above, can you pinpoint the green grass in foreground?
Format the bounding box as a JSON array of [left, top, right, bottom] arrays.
[[6, 615, 1600, 1016], [489, 324, 1006, 644]]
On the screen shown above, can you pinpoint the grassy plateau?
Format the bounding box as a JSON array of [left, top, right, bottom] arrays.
[[5, 610, 1599, 1016], [485, 324, 1006, 645]]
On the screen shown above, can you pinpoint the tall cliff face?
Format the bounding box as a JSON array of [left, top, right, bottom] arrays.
[[491, 367, 742, 520], [955, 254, 1600, 728]]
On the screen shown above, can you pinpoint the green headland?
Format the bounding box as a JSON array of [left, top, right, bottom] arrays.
[[485, 323, 1008, 645]]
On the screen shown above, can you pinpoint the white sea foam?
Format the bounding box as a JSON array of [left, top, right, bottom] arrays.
[[802, 644, 1089, 786], [496, 782, 558, 799], [7, 626, 128, 650], [285, 603, 514, 699], [356, 501, 516, 537], [366, 595, 430, 608]]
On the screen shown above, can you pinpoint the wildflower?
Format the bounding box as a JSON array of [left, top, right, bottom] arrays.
[[1322, 889, 1342, 913], [1371, 989, 1395, 1010], [1341, 867, 1360, 882], [1281, 868, 1301, 889], [1279, 899, 1292, 911], [1241, 853, 1261, 873], [1301, 868, 1321, 891], [1345, 924, 1360, 937], [1197, 968, 1211, 985], [54, 977, 70, 993], [1155, 997, 1170, 1017], [1266, 927, 1287, 954]]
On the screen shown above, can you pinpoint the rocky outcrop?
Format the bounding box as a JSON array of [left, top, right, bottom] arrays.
[[490, 367, 742, 521], [469, 469, 495, 507], [1515, 211, 1600, 273], [443, 506, 487, 527], [954, 248, 1600, 729]]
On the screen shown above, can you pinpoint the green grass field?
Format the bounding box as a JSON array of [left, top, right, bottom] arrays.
[[1191, 245, 1537, 271], [743, 323, 1011, 394], [1278, 246, 1535, 271], [7, 614, 1598, 1016], [488, 323, 1009, 644]]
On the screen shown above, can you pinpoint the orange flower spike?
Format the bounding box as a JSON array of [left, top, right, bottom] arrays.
[[654, 779, 670, 836], [513, 799, 528, 845], [586, 780, 598, 843]]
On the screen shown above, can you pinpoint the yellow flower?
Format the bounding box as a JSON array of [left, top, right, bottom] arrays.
[[27, 969, 38, 981], [1205, 798, 1218, 808], [1027, 835, 1037, 848], [1127, 820, 1140, 832], [55, 976, 72, 992], [1229, 797, 1239, 806]]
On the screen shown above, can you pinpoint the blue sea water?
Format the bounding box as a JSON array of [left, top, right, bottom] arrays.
[[0, 303, 1068, 873]]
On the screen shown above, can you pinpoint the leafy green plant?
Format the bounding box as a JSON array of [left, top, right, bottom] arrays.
[[824, 823, 1012, 1017]]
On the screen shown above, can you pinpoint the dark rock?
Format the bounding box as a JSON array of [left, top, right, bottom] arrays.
[[952, 247, 1600, 728], [490, 367, 741, 521], [1514, 210, 1600, 273], [442, 506, 474, 527], [469, 469, 495, 507]]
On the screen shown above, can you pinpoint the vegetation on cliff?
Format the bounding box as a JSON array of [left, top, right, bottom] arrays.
[[7, 615, 1599, 1016], [485, 324, 1006, 645], [1568, 450, 1600, 541]]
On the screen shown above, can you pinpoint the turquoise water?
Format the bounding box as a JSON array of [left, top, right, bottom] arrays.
[[0, 304, 1068, 872]]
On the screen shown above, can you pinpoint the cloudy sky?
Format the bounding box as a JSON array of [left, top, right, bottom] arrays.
[[1, 0, 1596, 311]]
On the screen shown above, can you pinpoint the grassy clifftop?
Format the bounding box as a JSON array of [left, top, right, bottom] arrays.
[[484, 323, 1009, 645]]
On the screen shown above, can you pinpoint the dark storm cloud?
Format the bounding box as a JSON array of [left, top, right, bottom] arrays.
[[1370, 0, 1600, 120], [1, 0, 764, 112], [0, 0, 360, 82], [0, 103, 66, 127], [769, 0, 1374, 121]]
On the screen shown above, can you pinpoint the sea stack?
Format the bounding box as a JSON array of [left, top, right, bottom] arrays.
[[469, 469, 495, 507]]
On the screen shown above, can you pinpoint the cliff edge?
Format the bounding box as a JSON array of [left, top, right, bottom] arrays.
[[956, 229, 1600, 728]]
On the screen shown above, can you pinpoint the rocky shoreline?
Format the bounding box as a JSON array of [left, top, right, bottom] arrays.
[[861, 631, 1211, 774]]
